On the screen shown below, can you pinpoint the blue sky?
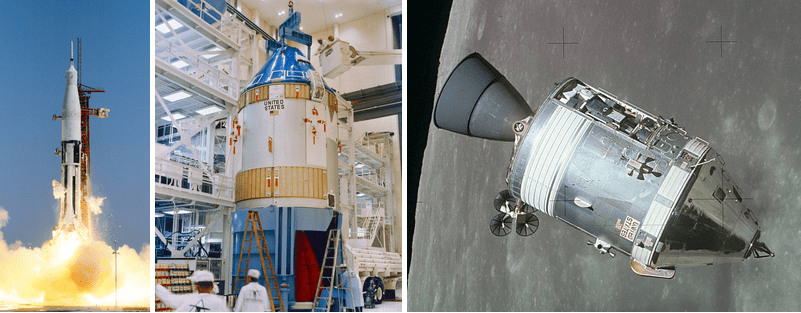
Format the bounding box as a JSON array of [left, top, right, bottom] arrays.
[[0, 1, 149, 250]]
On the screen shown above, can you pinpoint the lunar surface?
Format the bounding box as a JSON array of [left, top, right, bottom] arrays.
[[410, 1, 801, 311]]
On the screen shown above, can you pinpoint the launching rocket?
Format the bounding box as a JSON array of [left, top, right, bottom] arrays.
[[54, 42, 88, 238]]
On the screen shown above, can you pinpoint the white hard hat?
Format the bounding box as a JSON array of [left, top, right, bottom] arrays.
[[247, 269, 261, 279], [188, 270, 215, 282]]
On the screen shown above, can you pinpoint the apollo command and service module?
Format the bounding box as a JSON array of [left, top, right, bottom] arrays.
[[433, 52, 774, 279]]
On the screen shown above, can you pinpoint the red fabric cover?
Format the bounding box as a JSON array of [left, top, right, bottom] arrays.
[[294, 231, 320, 302]]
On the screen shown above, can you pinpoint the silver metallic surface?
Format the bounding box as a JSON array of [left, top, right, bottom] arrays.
[[504, 77, 761, 272]]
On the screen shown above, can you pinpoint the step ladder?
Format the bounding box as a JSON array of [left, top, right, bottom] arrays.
[[312, 229, 357, 312], [233, 210, 286, 312]]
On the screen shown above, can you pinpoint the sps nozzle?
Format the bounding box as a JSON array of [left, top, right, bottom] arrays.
[[433, 53, 533, 141]]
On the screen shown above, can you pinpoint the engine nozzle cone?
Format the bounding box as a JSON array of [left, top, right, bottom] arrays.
[[433, 53, 533, 141]]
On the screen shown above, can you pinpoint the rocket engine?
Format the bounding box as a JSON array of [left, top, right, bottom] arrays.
[[434, 53, 774, 279]]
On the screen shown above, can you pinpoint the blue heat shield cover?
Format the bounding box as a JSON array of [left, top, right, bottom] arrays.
[[257, 43, 337, 94], [246, 46, 316, 90]]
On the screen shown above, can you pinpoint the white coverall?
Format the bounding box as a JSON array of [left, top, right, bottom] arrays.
[[234, 282, 270, 312], [156, 284, 230, 312]]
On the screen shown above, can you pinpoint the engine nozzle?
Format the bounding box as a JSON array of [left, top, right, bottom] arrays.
[[434, 53, 533, 141]]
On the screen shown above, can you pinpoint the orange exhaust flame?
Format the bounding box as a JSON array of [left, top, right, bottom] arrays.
[[0, 182, 149, 308]]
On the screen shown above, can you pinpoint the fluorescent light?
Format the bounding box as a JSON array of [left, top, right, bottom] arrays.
[[278, 11, 285, 16], [201, 47, 223, 59], [335, 13, 343, 18], [156, 19, 184, 34], [164, 91, 191, 102], [355, 163, 364, 169], [171, 60, 189, 68], [163, 209, 192, 215], [300, 27, 303, 30], [155, 213, 165, 217], [161, 113, 186, 121], [196, 106, 222, 115]]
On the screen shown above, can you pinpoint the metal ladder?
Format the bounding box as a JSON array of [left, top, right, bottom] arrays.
[[365, 205, 384, 243], [233, 210, 285, 312], [312, 229, 356, 312]]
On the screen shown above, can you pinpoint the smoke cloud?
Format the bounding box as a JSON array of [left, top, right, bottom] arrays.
[[0, 182, 149, 308]]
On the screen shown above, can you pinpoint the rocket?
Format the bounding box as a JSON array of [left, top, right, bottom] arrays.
[[54, 42, 88, 238]]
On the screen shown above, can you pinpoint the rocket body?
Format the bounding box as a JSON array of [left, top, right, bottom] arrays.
[[55, 45, 87, 238]]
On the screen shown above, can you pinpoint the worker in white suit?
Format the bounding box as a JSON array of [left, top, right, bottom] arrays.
[[156, 270, 229, 312], [234, 269, 270, 312]]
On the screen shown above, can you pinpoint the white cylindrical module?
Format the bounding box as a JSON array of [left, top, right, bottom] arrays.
[[235, 46, 339, 210]]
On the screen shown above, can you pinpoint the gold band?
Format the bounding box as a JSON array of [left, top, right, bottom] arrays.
[[235, 166, 327, 202], [237, 83, 313, 112]]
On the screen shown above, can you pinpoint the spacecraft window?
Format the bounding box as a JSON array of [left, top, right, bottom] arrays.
[[731, 187, 742, 203], [250, 74, 263, 85], [288, 70, 305, 78], [713, 187, 726, 203], [271, 71, 285, 80]]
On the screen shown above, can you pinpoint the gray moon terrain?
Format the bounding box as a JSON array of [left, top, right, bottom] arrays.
[[410, 1, 801, 311]]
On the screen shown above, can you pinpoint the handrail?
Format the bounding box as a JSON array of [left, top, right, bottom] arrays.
[[156, 32, 239, 99], [226, 3, 275, 41], [155, 157, 235, 202]]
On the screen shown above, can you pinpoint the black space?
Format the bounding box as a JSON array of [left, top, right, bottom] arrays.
[[408, 0, 453, 272]]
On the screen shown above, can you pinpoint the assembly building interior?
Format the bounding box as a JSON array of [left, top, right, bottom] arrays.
[[153, 0, 402, 311]]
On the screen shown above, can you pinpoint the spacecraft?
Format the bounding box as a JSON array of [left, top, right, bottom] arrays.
[[434, 53, 774, 278], [53, 42, 89, 238]]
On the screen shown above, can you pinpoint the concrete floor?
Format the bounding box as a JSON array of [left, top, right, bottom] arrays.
[[410, 1, 801, 311]]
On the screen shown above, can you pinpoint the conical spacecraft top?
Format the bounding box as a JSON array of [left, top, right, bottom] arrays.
[[244, 46, 334, 94]]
